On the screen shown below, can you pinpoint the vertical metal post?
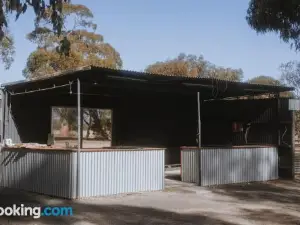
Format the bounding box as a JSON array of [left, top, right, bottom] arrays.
[[197, 92, 201, 186], [80, 110, 83, 149], [197, 92, 201, 147], [292, 111, 295, 179], [76, 78, 81, 198], [0, 89, 6, 143], [275, 93, 281, 179], [276, 94, 281, 146], [5, 92, 9, 142]]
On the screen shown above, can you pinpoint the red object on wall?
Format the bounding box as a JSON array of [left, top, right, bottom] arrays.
[[232, 122, 242, 132]]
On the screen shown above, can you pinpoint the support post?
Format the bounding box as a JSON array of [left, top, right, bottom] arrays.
[[276, 93, 281, 146], [4, 92, 9, 142], [275, 93, 282, 179], [197, 92, 201, 186], [76, 78, 81, 198], [80, 110, 83, 149], [197, 92, 201, 147], [1, 90, 6, 143], [292, 111, 295, 179]]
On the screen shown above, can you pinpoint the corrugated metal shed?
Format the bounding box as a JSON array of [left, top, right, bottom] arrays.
[[79, 149, 165, 197], [0, 148, 165, 199], [0, 90, 2, 142], [0, 149, 75, 199], [295, 138, 300, 176], [0, 90, 21, 143], [181, 148, 199, 183], [200, 147, 278, 186], [181, 147, 278, 186], [294, 152, 300, 175], [1, 66, 294, 100], [289, 99, 300, 111]]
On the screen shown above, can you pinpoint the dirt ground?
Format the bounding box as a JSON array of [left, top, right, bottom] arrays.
[[1, 170, 300, 225]]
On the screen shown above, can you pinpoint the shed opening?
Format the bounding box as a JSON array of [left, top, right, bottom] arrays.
[[51, 107, 112, 149]]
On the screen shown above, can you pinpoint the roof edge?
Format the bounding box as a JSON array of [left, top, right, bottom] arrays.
[[1, 65, 92, 88], [1, 66, 295, 93]]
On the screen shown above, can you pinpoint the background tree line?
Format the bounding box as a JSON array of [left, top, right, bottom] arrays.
[[1, 0, 300, 136]]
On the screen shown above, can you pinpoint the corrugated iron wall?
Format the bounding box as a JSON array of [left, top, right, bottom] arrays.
[[278, 99, 294, 178], [181, 148, 199, 183], [0, 149, 75, 199], [0, 90, 51, 144], [181, 147, 278, 186], [200, 147, 278, 186], [2, 91, 13, 143], [1, 90, 21, 143], [294, 138, 300, 178], [79, 149, 165, 198], [0, 148, 165, 198], [0, 91, 2, 142]]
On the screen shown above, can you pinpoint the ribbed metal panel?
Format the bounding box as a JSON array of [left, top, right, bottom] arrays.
[[200, 147, 278, 186], [289, 99, 300, 111], [181, 149, 200, 183], [295, 153, 300, 174], [7, 108, 21, 143], [0, 148, 165, 199], [1, 90, 21, 144], [78, 149, 165, 198], [0, 91, 3, 141], [295, 141, 300, 175], [0, 149, 75, 199]]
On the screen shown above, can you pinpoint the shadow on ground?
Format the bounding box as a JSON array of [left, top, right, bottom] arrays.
[[242, 208, 300, 225], [165, 172, 181, 181], [209, 180, 300, 205], [2, 179, 300, 224], [0, 188, 236, 225], [208, 180, 300, 224]]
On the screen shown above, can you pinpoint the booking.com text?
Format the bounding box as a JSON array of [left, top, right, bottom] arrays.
[[0, 204, 73, 219]]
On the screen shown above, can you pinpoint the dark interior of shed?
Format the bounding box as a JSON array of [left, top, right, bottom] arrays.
[[1, 67, 294, 166], [2, 86, 292, 165]]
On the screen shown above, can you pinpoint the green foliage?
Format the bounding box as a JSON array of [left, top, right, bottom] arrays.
[[52, 108, 112, 140], [295, 111, 300, 137], [25, 3, 118, 137], [1, 0, 70, 37], [53, 107, 77, 131], [248, 75, 281, 86], [0, 29, 14, 69], [246, 0, 300, 51], [279, 61, 300, 136], [280, 61, 300, 97], [0, 0, 71, 69], [23, 2, 122, 79], [145, 53, 243, 81], [83, 109, 112, 140], [248, 75, 292, 98]]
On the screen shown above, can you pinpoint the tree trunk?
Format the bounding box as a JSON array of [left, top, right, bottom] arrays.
[[86, 115, 92, 139]]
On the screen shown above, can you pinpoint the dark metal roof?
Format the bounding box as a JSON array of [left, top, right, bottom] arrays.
[[1, 66, 294, 99]]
